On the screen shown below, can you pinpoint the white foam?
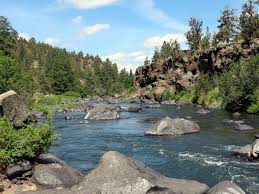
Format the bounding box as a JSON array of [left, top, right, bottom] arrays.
[[178, 152, 226, 166]]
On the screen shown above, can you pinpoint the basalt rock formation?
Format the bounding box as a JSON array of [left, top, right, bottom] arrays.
[[134, 40, 259, 102]]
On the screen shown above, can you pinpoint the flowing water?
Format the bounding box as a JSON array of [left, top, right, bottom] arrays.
[[50, 104, 259, 194]]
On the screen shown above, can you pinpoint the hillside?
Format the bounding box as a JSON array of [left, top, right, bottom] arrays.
[[0, 16, 134, 98]]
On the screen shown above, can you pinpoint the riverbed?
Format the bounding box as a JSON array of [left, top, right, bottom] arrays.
[[50, 104, 259, 194]]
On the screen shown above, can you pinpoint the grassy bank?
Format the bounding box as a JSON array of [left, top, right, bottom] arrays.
[[30, 92, 81, 117]]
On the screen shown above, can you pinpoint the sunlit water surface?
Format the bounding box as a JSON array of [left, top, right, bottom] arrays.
[[50, 104, 259, 194]]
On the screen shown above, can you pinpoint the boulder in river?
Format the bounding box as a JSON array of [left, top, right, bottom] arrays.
[[222, 119, 254, 131], [120, 105, 142, 112], [145, 117, 200, 136], [196, 109, 211, 114], [0, 90, 31, 128], [84, 103, 120, 120], [233, 144, 253, 160], [207, 181, 246, 194], [72, 151, 209, 194], [33, 154, 83, 189]]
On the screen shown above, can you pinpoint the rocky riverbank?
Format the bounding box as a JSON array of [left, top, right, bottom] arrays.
[[0, 151, 247, 194]]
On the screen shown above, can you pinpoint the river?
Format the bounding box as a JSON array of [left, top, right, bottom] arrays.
[[50, 103, 259, 194]]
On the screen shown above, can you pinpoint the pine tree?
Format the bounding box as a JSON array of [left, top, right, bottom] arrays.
[[185, 17, 203, 51], [0, 16, 18, 56], [144, 57, 150, 66], [239, 0, 259, 44], [216, 8, 239, 43], [201, 27, 211, 50], [160, 41, 172, 60], [152, 48, 160, 64]]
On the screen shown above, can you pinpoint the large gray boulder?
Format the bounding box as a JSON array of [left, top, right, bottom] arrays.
[[33, 154, 83, 189], [0, 90, 31, 128], [72, 151, 209, 194], [145, 117, 200, 136], [207, 181, 246, 194], [84, 104, 120, 120]]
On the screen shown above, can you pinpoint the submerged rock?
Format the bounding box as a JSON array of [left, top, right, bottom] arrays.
[[0, 90, 31, 128], [144, 117, 200, 136], [72, 151, 209, 194], [207, 181, 246, 194], [84, 104, 120, 120]]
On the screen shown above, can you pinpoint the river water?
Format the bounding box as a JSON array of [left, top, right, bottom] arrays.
[[50, 104, 259, 194]]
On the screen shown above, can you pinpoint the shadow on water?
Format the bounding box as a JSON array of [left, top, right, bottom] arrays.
[[50, 104, 259, 194]]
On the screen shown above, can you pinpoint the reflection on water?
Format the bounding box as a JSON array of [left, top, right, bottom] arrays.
[[50, 104, 259, 194]]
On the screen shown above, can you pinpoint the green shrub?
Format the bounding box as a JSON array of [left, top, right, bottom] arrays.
[[219, 55, 259, 111], [178, 89, 195, 103], [195, 74, 215, 96], [197, 88, 223, 108], [0, 118, 57, 165], [162, 89, 175, 101], [247, 87, 259, 114]]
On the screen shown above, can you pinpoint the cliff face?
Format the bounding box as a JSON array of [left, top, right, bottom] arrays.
[[134, 40, 259, 101]]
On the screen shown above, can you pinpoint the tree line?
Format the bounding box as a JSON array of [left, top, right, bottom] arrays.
[[0, 16, 134, 97]]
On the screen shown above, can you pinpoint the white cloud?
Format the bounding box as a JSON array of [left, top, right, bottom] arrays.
[[131, 0, 187, 32], [102, 51, 152, 71], [44, 37, 60, 45], [61, 0, 118, 9], [81, 23, 111, 37], [18, 33, 30, 41], [72, 15, 83, 24], [144, 33, 186, 48]]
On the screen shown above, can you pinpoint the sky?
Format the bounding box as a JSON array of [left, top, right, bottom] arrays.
[[0, 0, 246, 71]]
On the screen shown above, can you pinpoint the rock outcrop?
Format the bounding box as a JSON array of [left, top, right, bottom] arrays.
[[0, 90, 31, 128], [84, 104, 120, 120], [145, 117, 200, 136], [134, 40, 259, 101]]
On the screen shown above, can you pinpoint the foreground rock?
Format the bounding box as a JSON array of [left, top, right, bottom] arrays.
[[73, 151, 209, 194], [0, 90, 31, 128], [33, 154, 83, 189], [20, 152, 208, 194], [84, 104, 120, 120], [222, 119, 254, 131], [145, 117, 200, 136], [207, 181, 246, 194]]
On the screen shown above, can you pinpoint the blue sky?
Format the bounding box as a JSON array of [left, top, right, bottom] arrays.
[[0, 0, 245, 71]]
